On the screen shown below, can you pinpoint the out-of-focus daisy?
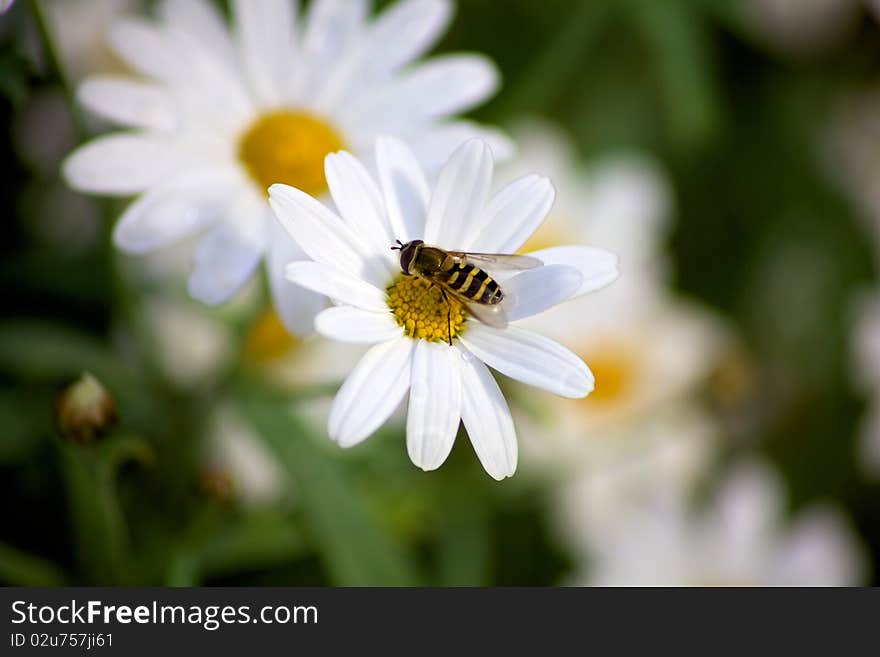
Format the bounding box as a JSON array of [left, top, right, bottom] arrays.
[[552, 403, 719, 542], [851, 291, 880, 476], [202, 406, 286, 507], [500, 122, 728, 472], [573, 460, 867, 586], [269, 137, 619, 479], [1, 0, 15, 14], [63, 0, 508, 328], [745, 0, 860, 56]]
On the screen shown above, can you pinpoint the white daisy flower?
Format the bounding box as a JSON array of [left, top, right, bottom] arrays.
[[576, 460, 867, 586], [62, 0, 508, 323], [498, 122, 729, 472], [268, 137, 619, 480]]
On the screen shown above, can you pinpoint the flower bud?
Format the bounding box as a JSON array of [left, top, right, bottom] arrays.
[[54, 372, 117, 444]]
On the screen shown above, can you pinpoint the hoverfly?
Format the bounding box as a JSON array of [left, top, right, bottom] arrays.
[[391, 239, 543, 344]]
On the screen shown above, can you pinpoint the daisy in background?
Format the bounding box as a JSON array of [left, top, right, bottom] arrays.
[[269, 137, 619, 479], [62, 0, 509, 335], [850, 291, 880, 476], [499, 122, 730, 472], [567, 459, 866, 586]]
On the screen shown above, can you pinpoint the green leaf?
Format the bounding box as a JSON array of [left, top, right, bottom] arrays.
[[59, 436, 133, 584], [0, 541, 67, 586], [630, 0, 724, 150], [166, 511, 307, 586], [238, 395, 421, 586]]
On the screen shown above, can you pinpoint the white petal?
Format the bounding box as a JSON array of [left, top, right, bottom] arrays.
[[188, 224, 263, 305], [329, 337, 414, 447], [407, 340, 461, 471], [109, 19, 177, 81], [345, 55, 499, 131], [315, 307, 403, 344], [470, 175, 555, 253], [269, 183, 391, 286], [375, 136, 430, 243], [325, 151, 396, 258], [267, 217, 326, 336], [528, 246, 619, 298], [503, 264, 583, 322], [158, 0, 237, 66], [424, 139, 494, 248], [78, 76, 175, 131], [284, 261, 387, 311], [458, 348, 517, 480], [302, 0, 367, 65], [62, 134, 174, 195], [366, 0, 452, 74], [408, 121, 514, 171], [233, 0, 297, 105], [113, 172, 235, 253], [460, 324, 593, 398]]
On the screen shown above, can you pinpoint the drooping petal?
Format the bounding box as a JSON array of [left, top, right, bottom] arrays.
[[470, 175, 555, 253], [424, 139, 493, 248], [267, 217, 326, 336], [113, 171, 236, 253], [62, 134, 175, 195], [460, 324, 593, 398], [285, 261, 388, 311], [78, 76, 175, 131], [109, 18, 178, 82], [232, 0, 297, 106], [375, 136, 430, 244], [329, 337, 414, 447], [188, 223, 263, 305], [269, 183, 392, 286], [315, 307, 403, 344], [325, 151, 396, 259], [502, 264, 583, 322], [528, 245, 619, 299], [458, 348, 517, 480], [407, 340, 462, 471]]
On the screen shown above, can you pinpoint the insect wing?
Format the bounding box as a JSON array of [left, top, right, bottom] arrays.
[[459, 252, 543, 271], [443, 285, 508, 328]]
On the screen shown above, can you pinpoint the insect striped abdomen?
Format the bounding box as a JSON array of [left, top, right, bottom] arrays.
[[441, 264, 503, 304]]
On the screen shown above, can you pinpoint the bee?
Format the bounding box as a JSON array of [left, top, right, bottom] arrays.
[[391, 239, 543, 344]]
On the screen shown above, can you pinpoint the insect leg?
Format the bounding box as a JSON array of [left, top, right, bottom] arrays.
[[438, 287, 453, 346]]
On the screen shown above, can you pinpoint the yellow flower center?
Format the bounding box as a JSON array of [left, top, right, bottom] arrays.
[[243, 309, 299, 364], [238, 110, 345, 196], [580, 345, 638, 405], [386, 274, 467, 343]]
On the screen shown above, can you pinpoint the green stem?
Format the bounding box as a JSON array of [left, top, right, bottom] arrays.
[[28, 0, 86, 139]]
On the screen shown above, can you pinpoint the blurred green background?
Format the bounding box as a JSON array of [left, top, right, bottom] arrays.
[[1, 0, 879, 586]]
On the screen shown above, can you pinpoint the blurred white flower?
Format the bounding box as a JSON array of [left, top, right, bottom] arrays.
[[552, 403, 719, 543], [851, 291, 880, 476], [1, 0, 14, 14], [45, 0, 142, 81], [63, 0, 509, 326], [826, 89, 880, 264], [140, 296, 235, 390], [745, 0, 860, 56], [575, 460, 867, 586], [501, 122, 729, 472], [269, 137, 619, 479], [203, 406, 286, 507]]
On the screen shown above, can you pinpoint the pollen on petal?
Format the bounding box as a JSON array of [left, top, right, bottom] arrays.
[[238, 110, 345, 196], [386, 274, 467, 343]]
